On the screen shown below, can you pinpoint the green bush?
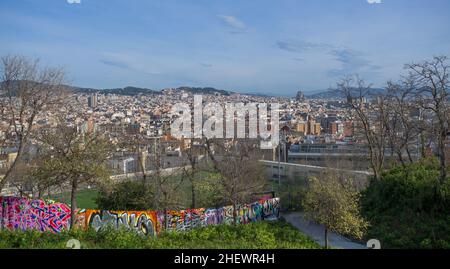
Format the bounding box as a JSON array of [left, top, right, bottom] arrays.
[[362, 158, 450, 249], [194, 172, 227, 208], [96, 181, 155, 210], [0, 220, 320, 249]]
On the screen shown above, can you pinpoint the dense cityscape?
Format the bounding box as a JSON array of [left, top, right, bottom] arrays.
[[0, 86, 366, 179], [0, 1, 448, 262]]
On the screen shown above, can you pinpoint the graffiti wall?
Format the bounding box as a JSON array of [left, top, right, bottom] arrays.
[[0, 196, 71, 233], [160, 209, 206, 232], [81, 210, 158, 237], [158, 198, 280, 231], [0, 196, 280, 236]]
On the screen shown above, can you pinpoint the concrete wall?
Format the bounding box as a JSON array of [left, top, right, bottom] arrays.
[[260, 160, 372, 189], [0, 196, 280, 236]]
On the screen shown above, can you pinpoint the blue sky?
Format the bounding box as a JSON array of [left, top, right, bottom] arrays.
[[0, 0, 449, 95]]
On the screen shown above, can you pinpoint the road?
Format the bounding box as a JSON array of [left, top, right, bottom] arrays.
[[282, 212, 367, 249]]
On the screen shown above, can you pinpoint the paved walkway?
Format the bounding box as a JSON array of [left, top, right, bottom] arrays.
[[282, 212, 367, 249]]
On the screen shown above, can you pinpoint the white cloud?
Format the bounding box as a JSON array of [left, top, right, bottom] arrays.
[[217, 15, 246, 30], [67, 0, 81, 4], [367, 0, 382, 4]]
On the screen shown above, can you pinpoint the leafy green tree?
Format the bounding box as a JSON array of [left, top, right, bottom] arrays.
[[32, 126, 112, 228], [302, 171, 368, 248]]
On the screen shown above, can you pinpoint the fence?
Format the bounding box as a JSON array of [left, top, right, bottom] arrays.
[[0, 196, 280, 236]]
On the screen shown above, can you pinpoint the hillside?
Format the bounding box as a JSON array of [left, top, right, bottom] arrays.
[[69, 85, 236, 96], [305, 88, 386, 99], [69, 86, 161, 96]]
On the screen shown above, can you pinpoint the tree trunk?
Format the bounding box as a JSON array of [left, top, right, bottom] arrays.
[[139, 151, 147, 185], [142, 173, 147, 186], [420, 132, 426, 159], [191, 182, 196, 209], [367, 143, 380, 182], [0, 143, 24, 192], [232, 203, 237, 225], [164, 208, 168, 231], [324, 228, 329, 249], [405, 147, 413, 163], [70, 178, 78, 229], [397, 151, 405, 167], [439, 129, 447, 183]]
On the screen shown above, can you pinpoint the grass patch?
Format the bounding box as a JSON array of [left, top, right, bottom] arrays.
[[0, 220, 320, 249], [47, 189, 99, 209]]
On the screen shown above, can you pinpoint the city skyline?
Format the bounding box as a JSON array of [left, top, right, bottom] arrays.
[[1, 0, 449, 95]]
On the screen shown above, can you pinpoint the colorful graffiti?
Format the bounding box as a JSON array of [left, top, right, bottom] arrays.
[[233, 198, 279, 225], [160, 208, 206, 232], [0, 196, 71, 233], [0, 196, 280, 236], [204, 208, 223, 226], [262, 197, 280, 218], [158, 198, 280, 230], [82, 210, 158, 237]]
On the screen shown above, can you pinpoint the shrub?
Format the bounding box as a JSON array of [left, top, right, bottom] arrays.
[[361, 158, 450, 249], [96, 181, 155, 210]]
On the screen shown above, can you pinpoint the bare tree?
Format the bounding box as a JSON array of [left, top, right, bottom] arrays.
[[384, 76, 423, 166], [32, 125, 112, 228], [407, 56, 450, 183], [180, 138, 201, 208], [0, 55, 66, 192], [148, 139, 185, 228], [204, 138, 267, 224], [337, 75, 388, 181], [117, 134, 149, 184]]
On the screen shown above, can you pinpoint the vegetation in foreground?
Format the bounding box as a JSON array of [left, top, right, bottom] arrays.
[[0, 220, 320, 249], [278, 158, 450, 249], [302, 171, 368, 249], [362, 159, 450, 249]]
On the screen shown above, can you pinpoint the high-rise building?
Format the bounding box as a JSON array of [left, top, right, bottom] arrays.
[[88, 93, 98, 108], [296, 91, 306, 102], [329, 122, 338, 135]]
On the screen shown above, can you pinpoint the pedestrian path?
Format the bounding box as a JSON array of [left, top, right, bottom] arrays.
[[282, 212, 367, 249]]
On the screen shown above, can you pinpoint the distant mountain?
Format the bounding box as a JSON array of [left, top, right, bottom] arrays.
[[305, 88, 386, 99], [175, 86, 233, 96], [245, 92, 275, 97], [5, 80, 388, 99], [69, 85, 276, 97], [170, 87, 287, 97], [305, 89, 345, 99], [69, 86, 161, 96]]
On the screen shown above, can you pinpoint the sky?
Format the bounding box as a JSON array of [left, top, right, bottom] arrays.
[[0, 0, 449, 96]]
